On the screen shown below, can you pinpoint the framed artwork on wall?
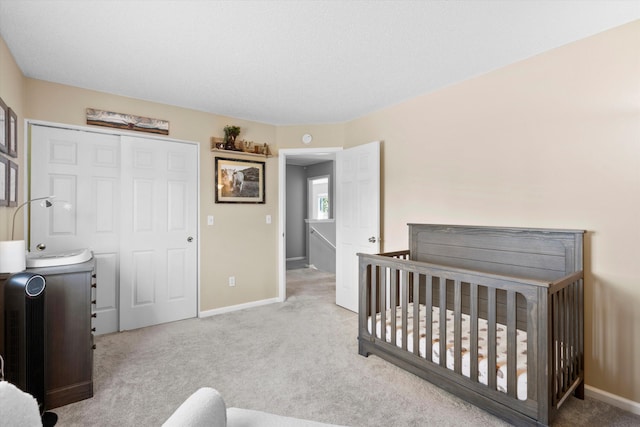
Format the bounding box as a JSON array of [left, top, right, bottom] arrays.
[[7, 107, 17, 157], [214, 157, 265, 204], [0, 156, 8, 206], [0, 97, 7, 155], [8, 159, 18, 207]]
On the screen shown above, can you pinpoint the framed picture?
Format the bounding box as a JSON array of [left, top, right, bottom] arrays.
[[215, 157, 265, 204], [0, 97, 7, 155], [8, 159, 18, 207], [8, 107, 17, 157], [0, 156, 8, 206]]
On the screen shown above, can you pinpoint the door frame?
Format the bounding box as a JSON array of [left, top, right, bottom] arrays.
[[25, 119, 201, 328], [278, 147, 342, 302]]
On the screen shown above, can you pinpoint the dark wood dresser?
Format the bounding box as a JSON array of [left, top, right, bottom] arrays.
[[1, 259, 96, 409]]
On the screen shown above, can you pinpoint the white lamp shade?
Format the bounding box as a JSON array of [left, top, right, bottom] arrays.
[[0, 240, 26, 273]]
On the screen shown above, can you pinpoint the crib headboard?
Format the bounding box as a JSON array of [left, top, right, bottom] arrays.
[[408, 224, 584, 281]]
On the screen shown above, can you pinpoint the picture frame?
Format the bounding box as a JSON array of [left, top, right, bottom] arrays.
[[0, 156, 8, 207], [8, 159, 18, 207], [215, 157, 265, 204], [8, 107, 17, 157], [0, 97, 7, 155]]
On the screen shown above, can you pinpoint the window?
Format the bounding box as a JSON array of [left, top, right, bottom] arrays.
[[308, 176, 330, 220]]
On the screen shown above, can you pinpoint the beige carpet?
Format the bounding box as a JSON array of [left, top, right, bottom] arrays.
[[51, 268, 640, 426]]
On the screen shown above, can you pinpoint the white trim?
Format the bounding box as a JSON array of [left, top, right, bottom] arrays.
[[585, 385, 640, 416], [199, 297, 280, 318]]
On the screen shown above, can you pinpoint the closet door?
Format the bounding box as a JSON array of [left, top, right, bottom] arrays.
[[30, 124, 199, 333], [30, 125, 121, 334], [119, 136, 198, 331]]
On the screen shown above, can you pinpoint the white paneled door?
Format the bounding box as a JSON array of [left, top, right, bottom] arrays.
[[30, 125, 121, 334], [335, 141, 380, 312], [119, 136, 198, 330], [29, 124, 198, 333]]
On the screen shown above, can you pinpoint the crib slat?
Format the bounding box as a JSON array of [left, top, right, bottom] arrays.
[[577, 277, 585, 398], [401, 270, 408, 351], [370, 265, 377, 337], [439, 276, 447, 368], [470, 283, 479, 382], [559, 287, 566, 398], [454, 280, 462, 374], [390, 267, 397, 347], [487, 287, 497, 391], [413, 272, 420, 356], [568, 283, 575, 383], [576, 279, 583, 381], [507, 290, 517, 398], [564, 287, 570, 394], [553, 288, 561, 402], [575, 281, 581, 375], [425, 275, 433, 363], [379, 266, 386, 342]]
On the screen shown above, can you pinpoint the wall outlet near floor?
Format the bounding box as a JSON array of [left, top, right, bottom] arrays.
[[228, 276, 236, 287]]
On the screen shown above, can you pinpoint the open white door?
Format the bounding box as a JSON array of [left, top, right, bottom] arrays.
[[335, 141, 380, 312]]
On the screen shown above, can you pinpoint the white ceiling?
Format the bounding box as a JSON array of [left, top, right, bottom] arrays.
[[0, 1, 638, 126]]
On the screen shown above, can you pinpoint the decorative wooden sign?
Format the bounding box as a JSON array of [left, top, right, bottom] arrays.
[[86, 108, 169, 135]]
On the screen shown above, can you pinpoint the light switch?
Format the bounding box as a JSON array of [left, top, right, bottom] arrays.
[[266, 215, 272, 224], [207, 215, 214, 225]]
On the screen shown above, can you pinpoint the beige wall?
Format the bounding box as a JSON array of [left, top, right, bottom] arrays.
[[346, 21, 640, 403], [276, 124, 345, 149], [0, 36, 26, 240], [1, 19, 638, 404], [22, 79, 281, 312]]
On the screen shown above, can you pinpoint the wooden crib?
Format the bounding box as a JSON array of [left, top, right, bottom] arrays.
[[358, 224, 584, 426]]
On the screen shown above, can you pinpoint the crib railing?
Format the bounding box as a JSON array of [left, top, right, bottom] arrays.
[[358, 251, 584, 425], [548, 270, 585, 407]]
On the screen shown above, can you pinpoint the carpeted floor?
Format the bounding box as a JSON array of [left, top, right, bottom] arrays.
[[51, 268, 640, 426]]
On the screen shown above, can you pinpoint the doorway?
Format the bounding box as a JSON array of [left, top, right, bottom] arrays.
[[279, 141, 381, 312], [278, 148, 340, 301]]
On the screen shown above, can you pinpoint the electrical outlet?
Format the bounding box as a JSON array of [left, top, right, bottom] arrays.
[[228, 276, 235, 287], [207, 215, 214, 225]]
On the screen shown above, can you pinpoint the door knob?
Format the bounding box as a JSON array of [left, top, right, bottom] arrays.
[[187, 236, 194, 242], [368, 236, 377, 243], [36, 243, 46, 251]]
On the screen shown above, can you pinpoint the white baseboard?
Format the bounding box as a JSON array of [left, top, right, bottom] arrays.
[[585, 385, 640, 416], [199, 297, 280, 318]]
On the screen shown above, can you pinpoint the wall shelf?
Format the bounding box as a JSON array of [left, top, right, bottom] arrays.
[[211, 148, 273, 159]]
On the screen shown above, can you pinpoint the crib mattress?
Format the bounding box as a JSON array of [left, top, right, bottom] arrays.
[[368, 303, 528, 401]]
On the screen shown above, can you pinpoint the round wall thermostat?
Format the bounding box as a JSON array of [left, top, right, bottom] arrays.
[[302, 133, 313, 144]]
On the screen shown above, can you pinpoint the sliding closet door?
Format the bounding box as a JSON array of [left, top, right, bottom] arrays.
[[119, 136, 198, 331], [30, 124, 199, 333], [30, 125, 121, 334]]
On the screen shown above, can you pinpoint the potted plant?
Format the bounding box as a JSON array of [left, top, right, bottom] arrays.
[[223, 125, 241, 150]]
